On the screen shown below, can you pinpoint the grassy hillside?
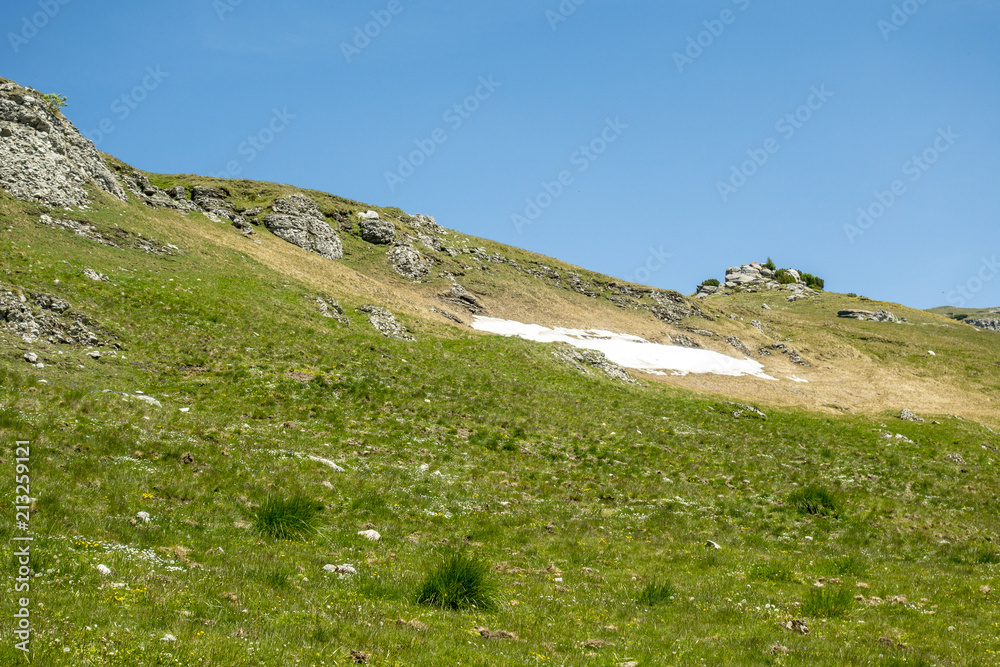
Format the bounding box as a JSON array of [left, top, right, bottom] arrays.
[[1, 176, 999, 666]]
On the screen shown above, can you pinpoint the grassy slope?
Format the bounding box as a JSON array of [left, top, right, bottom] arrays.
[[1, 180, 999, 666]]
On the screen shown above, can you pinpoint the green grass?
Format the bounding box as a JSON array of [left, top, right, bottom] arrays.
[[637, 581, 677, 606], [416, 551, 497, 611], [788, 485, 840, 517], [253, 495, 324, 541], [0, 177, 999, 665]]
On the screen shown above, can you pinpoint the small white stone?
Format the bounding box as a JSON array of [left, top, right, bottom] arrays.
[[96, 564, 111, 576], [160, 634, 177, 642], [358, 529, 381, 541], [136, 511, 150, 523]]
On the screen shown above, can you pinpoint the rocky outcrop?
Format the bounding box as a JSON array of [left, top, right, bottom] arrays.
[[316, 297, 349, 325], [357, 305, 414, 341], [0, 79, 126, 207], [650, 291, 700, 324], [263, 194, 343, 260], [695, 262, 818, 299], [965, 318, 1000, 332], [37, 214, 180, 255], [387, 244, 430, 280], [1, 286, 104, 345], [439, 283, 484, 314], [553, 345, 637, 385], [838, 309, 905, 323]]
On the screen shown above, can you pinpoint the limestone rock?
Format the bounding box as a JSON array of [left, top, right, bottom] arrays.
[[0, 79, 126, 207], [554, 345, 637, 384], [387, 244, 430, 280], [439, 282, 484, 314], [965, 318, 1000, 332], [264, 194, 343, 260], [359, 218, 396, 245], [899, 409, 925, 423], [357, 305, 414, 341]]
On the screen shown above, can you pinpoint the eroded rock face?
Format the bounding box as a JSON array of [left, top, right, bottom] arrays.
[[0, 287, 104, 345], [0, 79, 126, 207], [387, 244, 430, 280], [357, 305, 414, 340], [263, 194, 343, 260], [966, 318, 1000, 332]]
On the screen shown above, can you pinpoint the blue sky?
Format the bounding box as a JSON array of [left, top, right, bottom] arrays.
[[4, 0, 998, 308]]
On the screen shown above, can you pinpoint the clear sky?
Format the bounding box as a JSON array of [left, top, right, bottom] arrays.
[[4, 0, 998, 308]]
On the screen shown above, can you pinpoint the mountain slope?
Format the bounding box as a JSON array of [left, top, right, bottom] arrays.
[[2, 75, 999, 666]]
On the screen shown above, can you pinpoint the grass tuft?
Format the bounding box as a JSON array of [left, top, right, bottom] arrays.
[[802, 587, 853, 618], [637, 581, 677, 606], [416, 551, 496, 611], [253, 495, 323, 540], [788, 485, 840, 517]]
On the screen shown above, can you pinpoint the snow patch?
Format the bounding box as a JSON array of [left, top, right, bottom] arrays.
[[471, 317, 776, 380]]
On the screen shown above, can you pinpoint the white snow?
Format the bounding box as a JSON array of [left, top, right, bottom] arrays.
[[787, 376, 809, 383], [471, 317, 776, 380]]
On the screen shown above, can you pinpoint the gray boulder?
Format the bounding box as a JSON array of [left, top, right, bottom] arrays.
[[264, 194, 343, 261], [360, 218, 396, 245], [357, 305, 414, 341], [387, 244, 430, 280]]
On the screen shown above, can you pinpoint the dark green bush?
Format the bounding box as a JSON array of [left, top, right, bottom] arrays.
[[416, 552, 497, 610], [788, 486, 840, 517], [774, 269, 797, 285], [765, 257, 777, 271], [253, 495, 323, 540], [701, 279, 720, 287]]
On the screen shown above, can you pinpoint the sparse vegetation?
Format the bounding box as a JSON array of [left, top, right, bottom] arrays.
[[701, 278, 720, 287], [802, 587, 853, 618], [637, 581, 677, 606], [41, 92, 67, 114], [774, 269, 797, 284]]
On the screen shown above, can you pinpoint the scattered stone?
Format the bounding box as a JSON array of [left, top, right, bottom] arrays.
[[767, 644, 790, 655], [945, 453, 965, 464], [307, 455, 345, 472], [650, 290, 700, 324], [982, 585, 992, 594], [160, 634, 177, 643], [356, 210, 380, 220], [387, 244, 430, 280], [359, 218, 396, 245], [323, 564, 357, 578], [706, 540, 721, 549], [439, 282, 484, 314], [899, 409, 925, 423], [729, 403, 766, 420], [88, 351, 101, 359], [358, 529, 381, 541], [349, 649, 370, 664], [474, 627, 518, 640], [553, 345, 637, 384], [83, 268, 109, 282], [762, 303, 771, 310], [779, 619, 809, 635], [583, 638, 609, 648], [2, 288, 105, 345], [725, 336, 753, 357], [96, 564, 112, 576], [36, 214, 180, 255], [357, 305, 414, 341], [24, 352, 38, 363], [669, 333, 700, 348], [839, 308, 904, 323], [964, 318, 1000, 332], [263, 194, 343, 260], [316, 296, 349, 325], [136, 511, 150, 523]]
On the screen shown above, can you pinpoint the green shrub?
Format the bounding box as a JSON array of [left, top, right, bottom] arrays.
[[42, 92, 68, 114], [637, 581, 677, 606], [800, 272, 825, 290], [802, 587, 852, 618], [788, 486, 840, 517], [416, 552, 497, 610], [253, 495, 323, 540], [774, 269, 797, 285], [700, 279, 720, 287], [765, 257, 777, 271]]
